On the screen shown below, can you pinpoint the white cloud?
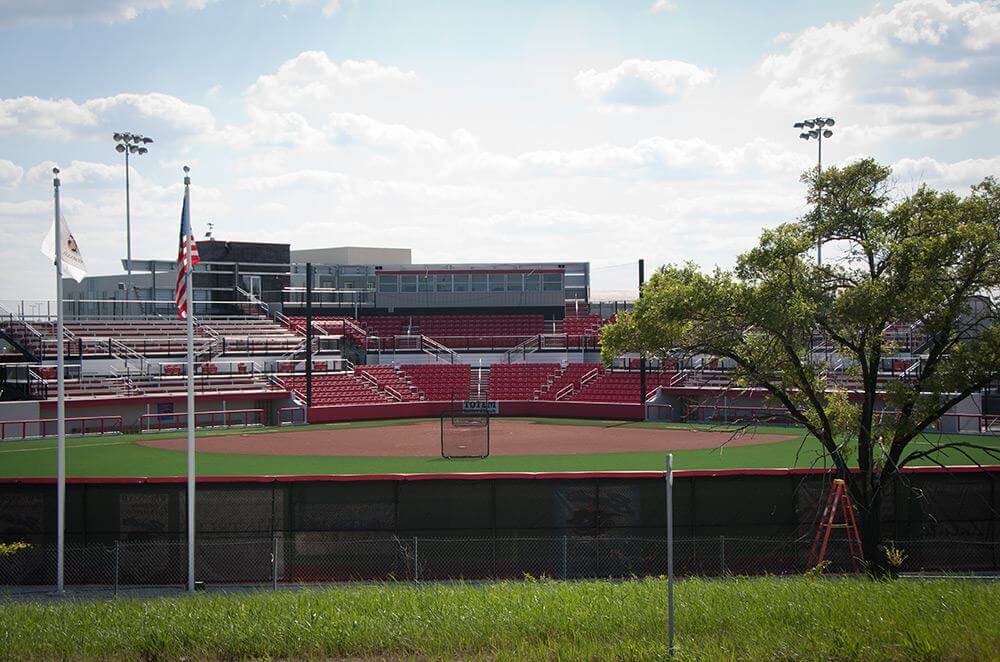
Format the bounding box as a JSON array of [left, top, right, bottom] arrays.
[[650, 0, 677, 13], [26, 160, 121, 186], [245, 51, 417, 112], [891, 155, 1000, 187], [263, 0, 347, 17], [758, 0, 1000, 138], [236, 169, 499, 206], [575, 59, 714, 108], [449, 136, 811, 180], [0, 0, 211, 26], [324, 113, 476, 153], [0, 159, 23, 188], [0, 93, 215, 141]]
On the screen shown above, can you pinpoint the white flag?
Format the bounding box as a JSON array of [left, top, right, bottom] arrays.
[[41, 214, 87, 283]]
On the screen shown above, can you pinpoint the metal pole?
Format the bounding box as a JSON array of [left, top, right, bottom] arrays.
[[720, 535, 726, 578], [125, 149, 132, 307], [639, 259, 646, 413], [184, 170, 196, 593], [53, 170, 65, 594], [305, 263, 313, 408], [113, 540, 120, 597], [666, 453, 674, 654], [413, 536, 419, 581], [561, 534, 568, 579], [816, 132, 822, 267], [272, 534, 278, 590]]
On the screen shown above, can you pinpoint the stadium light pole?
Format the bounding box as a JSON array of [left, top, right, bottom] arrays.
[[113, 132, 153, 310], [638, 259, 646, 411], [792, 117, 834, 266]]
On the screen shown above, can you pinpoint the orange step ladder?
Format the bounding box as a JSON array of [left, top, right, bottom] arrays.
[[807, 478, 865, 571]]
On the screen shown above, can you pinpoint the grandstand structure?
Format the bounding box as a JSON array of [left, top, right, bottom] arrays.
[[0, 239, 996, 436]]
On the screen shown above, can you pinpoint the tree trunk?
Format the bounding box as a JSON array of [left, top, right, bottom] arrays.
[[858, 490, 889, 578]]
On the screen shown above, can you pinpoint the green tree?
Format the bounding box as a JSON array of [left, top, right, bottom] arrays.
[[602, 160, 1000, 572]]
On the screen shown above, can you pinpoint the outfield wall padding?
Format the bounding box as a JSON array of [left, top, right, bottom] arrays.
[[2, 468, 996, 544], [306, 400, 644, 423]]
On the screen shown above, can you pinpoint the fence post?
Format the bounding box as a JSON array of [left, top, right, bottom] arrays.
[[720, 535, 726, 578], [561, 534, 568, 580], [272, 534, 278, 590], [666, 454, 675, 655], [113, 540, 120, 597], [412, 536, 419, 582]]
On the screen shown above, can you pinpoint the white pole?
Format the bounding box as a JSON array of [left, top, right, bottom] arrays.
[[666, 453, 674, 654], [53, 169, 65, 594], [184, 170, 196, 593]]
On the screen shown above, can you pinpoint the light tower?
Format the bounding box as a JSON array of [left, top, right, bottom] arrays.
[[793, 117, 835, 266], [112, 132, 154, 309]]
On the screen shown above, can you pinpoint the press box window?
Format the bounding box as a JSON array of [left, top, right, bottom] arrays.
[[378, 275, 398, 293], [488, 274, 505, 292], [417, 275, 432, 292], [453, 274, 470, 292], [506, 274, 523, 291], [400, 275, 417, 293], [470, 274, 488, 292], [543, 274, 562, 291], [435, 275, 453, 292], [524, 274, 541, 291]]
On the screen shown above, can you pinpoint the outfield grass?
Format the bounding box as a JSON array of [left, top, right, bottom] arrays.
[[0, 578, 996, 660], [0, 417, 996, 478]]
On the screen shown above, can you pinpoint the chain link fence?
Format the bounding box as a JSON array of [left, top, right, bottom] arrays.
[[2, 536, 997, 595]]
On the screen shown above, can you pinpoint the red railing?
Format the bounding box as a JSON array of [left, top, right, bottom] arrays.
[[0, 416, 123, 441], [139, 408, 264, 433]]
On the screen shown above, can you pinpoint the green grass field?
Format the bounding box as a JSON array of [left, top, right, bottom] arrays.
[[1, 577, 996, 660], [1, 417, 997, 478]]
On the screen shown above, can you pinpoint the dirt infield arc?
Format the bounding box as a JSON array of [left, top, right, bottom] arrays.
[[140, 419, 795, 457]]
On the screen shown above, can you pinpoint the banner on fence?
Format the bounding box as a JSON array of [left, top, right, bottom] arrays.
[[462, 400, 499, 415]]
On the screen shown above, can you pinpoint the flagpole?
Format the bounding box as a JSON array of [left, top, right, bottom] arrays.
[[53, 168, 65, 594], [184, 166, 196, 593]]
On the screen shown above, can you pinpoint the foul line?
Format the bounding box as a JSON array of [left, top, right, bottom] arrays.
[[0, 440, 132, 454]]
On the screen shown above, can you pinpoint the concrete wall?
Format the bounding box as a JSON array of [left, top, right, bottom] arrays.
[[291, 246, 412, 265]]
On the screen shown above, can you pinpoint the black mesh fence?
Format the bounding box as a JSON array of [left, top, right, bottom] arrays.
[[1, 469, 996, 591], [2, 536, 997, 593]]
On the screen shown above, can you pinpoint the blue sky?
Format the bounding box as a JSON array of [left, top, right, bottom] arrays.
[[1, 0, 997, 301]]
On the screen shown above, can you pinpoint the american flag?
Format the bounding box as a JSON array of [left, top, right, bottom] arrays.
[[174, 189, 200, 320]]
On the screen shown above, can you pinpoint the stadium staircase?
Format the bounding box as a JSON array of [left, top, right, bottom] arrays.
[[471, 364, 490, 401], [355, 365, 423, 401], [396, 364, 472, 402]]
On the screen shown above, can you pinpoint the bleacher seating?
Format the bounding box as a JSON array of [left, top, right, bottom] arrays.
[[355, 365, 423, 401], [567, 370, 678, 402], [488, 363, 560, 400], [281, 373, 391, 405], [359, 314, 546, 348], [41, 372, 285, 400], [49, 318, 301, 357], [397, 363, 472, 401], [538, 363, 601, 400], [562, 314, 605, 336], [287, 316, 368, 345]]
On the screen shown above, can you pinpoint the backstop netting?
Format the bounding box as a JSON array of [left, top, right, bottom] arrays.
[[441, 411, 490, 458]]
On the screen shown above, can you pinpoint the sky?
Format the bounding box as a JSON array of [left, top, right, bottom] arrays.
[[0, 0, 997, 302]]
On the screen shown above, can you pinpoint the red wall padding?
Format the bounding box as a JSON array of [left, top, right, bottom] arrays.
[[306, 399, 643, 423]]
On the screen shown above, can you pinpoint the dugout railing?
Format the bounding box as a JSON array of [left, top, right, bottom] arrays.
[[0, 415, 123, 441], [138, 408, 264, 433]]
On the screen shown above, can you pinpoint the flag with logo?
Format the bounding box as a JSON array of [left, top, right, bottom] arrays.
[[41, 214, 87, 282]]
